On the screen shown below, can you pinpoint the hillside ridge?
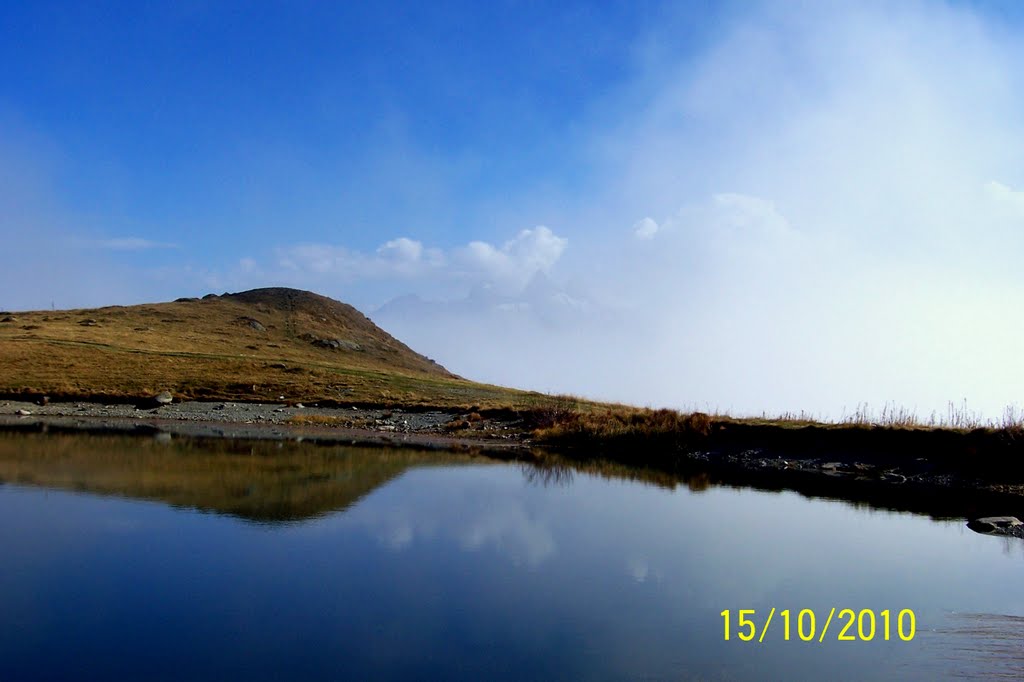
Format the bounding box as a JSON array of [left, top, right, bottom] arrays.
[[0, 287, 542, 408]]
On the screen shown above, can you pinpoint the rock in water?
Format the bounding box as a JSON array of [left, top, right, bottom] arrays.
[[967, 516, 1024, 535], [154, 391, 174, 406]]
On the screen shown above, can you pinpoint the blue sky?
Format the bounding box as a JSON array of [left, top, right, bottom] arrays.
[[2, 1, 721, 266], [5, 1, 1024, 418]]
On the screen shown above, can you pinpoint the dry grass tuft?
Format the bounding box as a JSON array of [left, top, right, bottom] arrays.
[[534, 406, 714, 457], [287, 414, 371, 429], [443, 418, 471, 432]]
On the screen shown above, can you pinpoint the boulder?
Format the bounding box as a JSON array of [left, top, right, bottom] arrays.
[[298, 332, 361, 351], [234, 316, 266, 332], [967, 516, 1024, 536], [317, 338, 361, 351]]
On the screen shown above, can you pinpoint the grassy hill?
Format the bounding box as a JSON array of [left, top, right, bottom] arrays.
[[4, 287, 1024, 495], [0, 287, 546, 409]]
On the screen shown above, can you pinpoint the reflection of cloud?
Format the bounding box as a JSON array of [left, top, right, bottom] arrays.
[[626, 557, 649, 583], [625, 556, 663, 584], [348, 477, 557, 568], [457, 505, 555, 567], [383, 524, 413, 550]]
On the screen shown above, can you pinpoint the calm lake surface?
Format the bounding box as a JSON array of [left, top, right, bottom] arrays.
[[1, 432, 1023, 680]]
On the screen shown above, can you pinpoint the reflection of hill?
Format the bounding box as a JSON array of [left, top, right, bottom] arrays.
[[6, 430, 1021, 528], [522, 455, 1024, 522], [0, 433, 480, 523]]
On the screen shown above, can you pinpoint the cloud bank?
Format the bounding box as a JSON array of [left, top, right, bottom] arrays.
[[375, 1, 1024, 419], [7, 0, 1024, 420]]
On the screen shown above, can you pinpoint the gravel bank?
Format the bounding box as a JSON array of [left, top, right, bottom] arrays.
[[0, 399, 530, 453]]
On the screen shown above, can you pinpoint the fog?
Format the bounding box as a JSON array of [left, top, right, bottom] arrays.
[[374, 1, 1024, 420], [6, 1, 1024, 420]]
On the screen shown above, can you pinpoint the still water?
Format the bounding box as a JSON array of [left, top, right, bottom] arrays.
[[1, 432, 1022, 680]]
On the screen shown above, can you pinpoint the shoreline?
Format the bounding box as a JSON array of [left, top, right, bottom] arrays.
[[0, 399, 530, 458], [4, 398, 1024, 531]]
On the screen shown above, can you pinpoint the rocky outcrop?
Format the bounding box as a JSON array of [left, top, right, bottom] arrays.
[[235, 317, 266, 332], [299, 332, 361, 352]]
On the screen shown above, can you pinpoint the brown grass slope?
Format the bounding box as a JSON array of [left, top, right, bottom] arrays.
[[0, 287, 543, 408]]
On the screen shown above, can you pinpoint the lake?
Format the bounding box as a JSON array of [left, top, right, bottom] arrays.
[[1, 431, 1022, 680]]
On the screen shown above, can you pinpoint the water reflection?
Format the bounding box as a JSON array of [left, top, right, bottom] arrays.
[[520, 455, 1024, 525], [924, 613, 1024, 679], [3, 430, 1022, 528], [1, 431, 1024, 680], [0, 432, 484, 522]]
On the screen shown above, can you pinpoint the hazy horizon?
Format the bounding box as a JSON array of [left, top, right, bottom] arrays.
[[4, 1, 1024, 419]]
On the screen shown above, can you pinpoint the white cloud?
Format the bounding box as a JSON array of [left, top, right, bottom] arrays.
[[458, 226, 568, 290], [278, 243, 360, 275], [632, 217, 659, 239], [374, 1, 1024, 420], [377, 237, 424, 264], [985, 180, 1024, 218], [709, 193, 792, 239], [273, 225, 568, 299], [13, 0, 1024, 420]]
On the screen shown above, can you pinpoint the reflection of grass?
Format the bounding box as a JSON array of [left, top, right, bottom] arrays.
[[0, 432, 481, 522]]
